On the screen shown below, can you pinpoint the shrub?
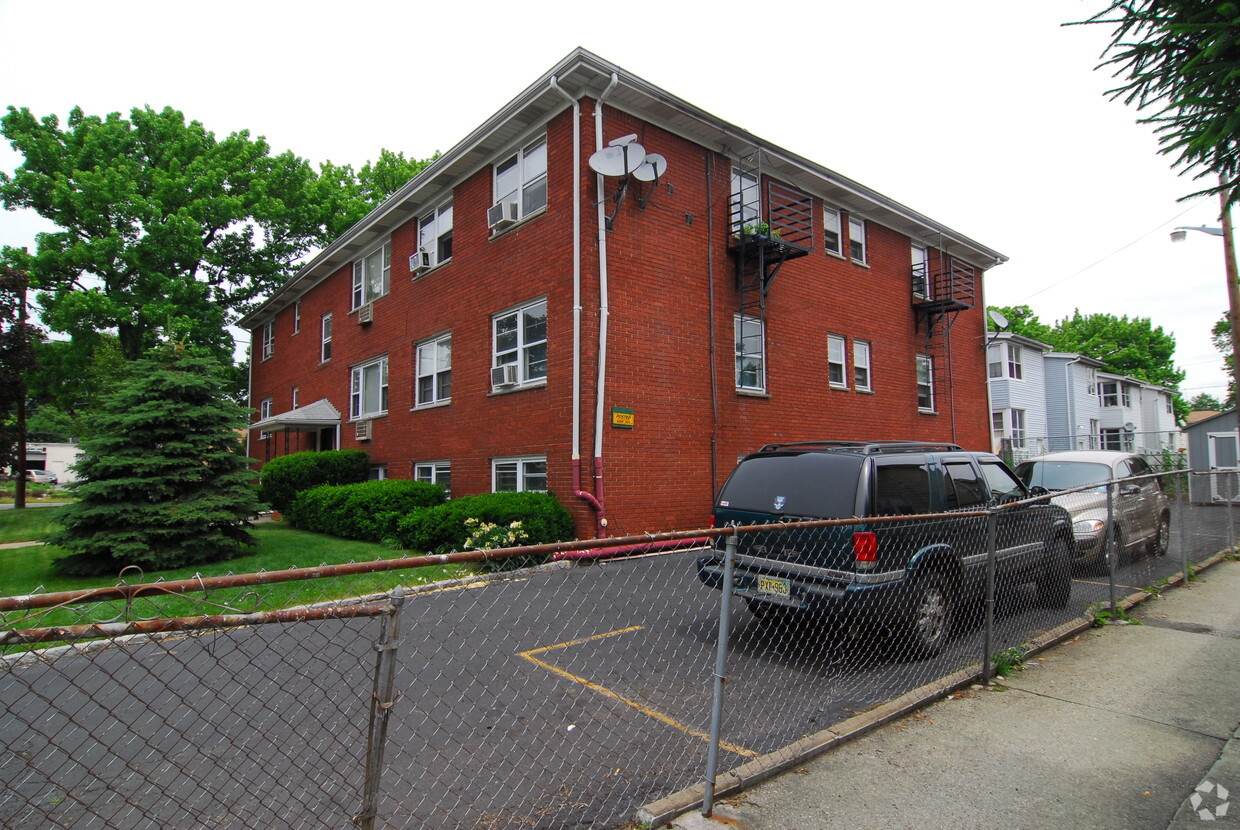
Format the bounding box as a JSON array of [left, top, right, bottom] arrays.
[[394, 492, 574, 557], [258, 450, 369, 513], [286, 479, 446, 541]]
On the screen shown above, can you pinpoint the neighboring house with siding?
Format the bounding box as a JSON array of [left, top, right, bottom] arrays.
[[988, 334, 1178, 461], [240, 48, 1007, 539]]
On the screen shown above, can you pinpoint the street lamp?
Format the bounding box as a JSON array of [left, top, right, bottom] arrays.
[[1171, 190, 1240, 410]]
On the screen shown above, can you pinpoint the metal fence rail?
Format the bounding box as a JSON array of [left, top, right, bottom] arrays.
[[0, 470, 1237, 828]]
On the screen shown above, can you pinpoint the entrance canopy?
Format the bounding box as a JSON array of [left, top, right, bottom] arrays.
[[251, 398, 341, 434]]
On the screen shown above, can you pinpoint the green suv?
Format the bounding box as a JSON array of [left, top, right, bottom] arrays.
[[696, 441, 1074, 657]]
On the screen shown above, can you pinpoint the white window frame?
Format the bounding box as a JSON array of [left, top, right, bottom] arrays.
[[258, 397, 273, 440], [415, 461, 451, 498], [911, 244, 929, 298], [1007, 343, 1023, 380], [415, 332, 452, 407], [293, 301, 301, 334], [734, 314, 766, 392], [320, 313, 332, 363], [291, 386, 299, 409], [1100, 381, 1120, 408], [991, 410, 1005, 434], [916, 354, 935, 412], [350, 355, 389, 420], [494, 135, 548, 221], [492, 299, 548, 387], [351, 241, 391, 310], [492, 455, 547, 493], [854, 340, 872, 392], [823, 205, 842, 256], [1010, 408, 1027, 448], [419, 200, 453, 267], [261, 321, 274, 361], [730, 169, 759, 235], [827, 334, 848, 389], [848, 216, 867, 264]]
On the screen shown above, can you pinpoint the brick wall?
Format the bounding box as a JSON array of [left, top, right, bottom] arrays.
[[249, 102, 991, 539]]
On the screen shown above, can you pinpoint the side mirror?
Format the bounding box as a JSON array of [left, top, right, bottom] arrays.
[[1120, 483, 1141, 497], [1030, 486, 1049, 497]]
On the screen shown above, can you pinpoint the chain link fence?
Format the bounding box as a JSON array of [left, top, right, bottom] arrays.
[[2, 468, 1238, 828]]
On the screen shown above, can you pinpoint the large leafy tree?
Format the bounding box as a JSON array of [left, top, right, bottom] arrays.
[[0, 265, 39, 472], [1188, 391, 1223, 410], [1078, 2, 1240, 204], [0, 105, 338, 362], [989, 305, 1186, 414], [47, 344, 262, 576]]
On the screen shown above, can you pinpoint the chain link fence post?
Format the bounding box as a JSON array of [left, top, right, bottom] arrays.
[[981, 510, 998, 686], [702, 532, 738, 818], [1176, 469, 1189, 584], [1107, 480, 1118, 613], [354, 587, 405, 830], [1229, 472, 1238, 557]]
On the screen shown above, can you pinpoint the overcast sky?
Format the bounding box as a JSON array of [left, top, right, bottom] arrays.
[[0, 0, 1230, 401]]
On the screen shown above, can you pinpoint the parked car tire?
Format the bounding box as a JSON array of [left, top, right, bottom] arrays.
[[1037, 535, 1073, 609], [1148, 511, 1170, 557], [902, 571, 953, 659]]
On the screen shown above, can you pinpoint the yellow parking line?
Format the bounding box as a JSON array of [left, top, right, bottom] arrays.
[[518, 626, 759, 759], [1073, 579, 1143, 591]]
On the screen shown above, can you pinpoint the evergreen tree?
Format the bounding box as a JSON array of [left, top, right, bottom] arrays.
[[48, 344, 261, 576]]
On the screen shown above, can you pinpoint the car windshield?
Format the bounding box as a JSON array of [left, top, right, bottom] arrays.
[[1014, 460, 1111, 492]]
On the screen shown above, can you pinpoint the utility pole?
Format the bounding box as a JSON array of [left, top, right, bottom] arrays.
[[1220, 186, 1240, 410]]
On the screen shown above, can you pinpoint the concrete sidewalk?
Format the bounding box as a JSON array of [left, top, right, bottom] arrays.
[[663, 558, 1240, 830]]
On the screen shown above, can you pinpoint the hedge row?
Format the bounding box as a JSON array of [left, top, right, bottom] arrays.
[[258, 450, 369, 512], [285, 479, 447, 541], [393, 491, 574, 553]]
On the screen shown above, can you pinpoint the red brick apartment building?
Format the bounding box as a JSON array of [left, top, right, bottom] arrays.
[[241, 48, 1006, 540]]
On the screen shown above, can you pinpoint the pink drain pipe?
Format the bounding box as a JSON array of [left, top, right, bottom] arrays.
[[573, 457, 606, 538]]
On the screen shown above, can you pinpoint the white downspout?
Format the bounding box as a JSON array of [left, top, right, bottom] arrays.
[[591, 73, 620, 533]]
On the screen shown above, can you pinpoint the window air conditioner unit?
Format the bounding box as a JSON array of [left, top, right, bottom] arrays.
[[487, 201, 519, 231], [491, 364, 519, 387], [409, 249, 432, 275], [355, 420, 372, 442], [358, 303, 374, 325]]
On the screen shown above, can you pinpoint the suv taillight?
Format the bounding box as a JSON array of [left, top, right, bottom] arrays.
[[853, 531, 878, 565]]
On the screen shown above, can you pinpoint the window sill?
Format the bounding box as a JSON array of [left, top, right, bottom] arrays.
[[488, 207, 547, 241], [829, 384, 849, 392], [856, 387, 875, 395], [350, 294, 389, 315], [348, 412, 388, 423], [413, 259, 451, 280], [736, 389, 770, 398], [319, 358, 331, 366], [851, 259, 870, 268], [412, 400, 452, 411], [825, 250, 846, 261], [918, 408, 937, 415], [488, 380, 547, 397]]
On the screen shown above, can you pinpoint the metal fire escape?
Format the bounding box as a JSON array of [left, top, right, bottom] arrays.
[[728, 150, 812, 316], [912, 245, 976, 410]]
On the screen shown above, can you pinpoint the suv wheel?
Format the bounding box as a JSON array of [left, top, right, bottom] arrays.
[[1147, 512, 1170, 557], [1037, 536, 1073, 609], [903, 571, 952, 659]]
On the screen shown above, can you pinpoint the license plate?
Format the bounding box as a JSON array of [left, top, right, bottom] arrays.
[[757, 576, 790, 598]]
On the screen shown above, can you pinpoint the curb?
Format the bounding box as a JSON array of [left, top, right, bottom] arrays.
[[638, 549, 1234, 828]]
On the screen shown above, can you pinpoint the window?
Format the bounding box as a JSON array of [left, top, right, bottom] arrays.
[[823, 206, 842, 255], [291, 386, 299, 409], [1007, 344, 1023, 379], [415, 461, 451, 498], [991, 410, 1005, 434], [1100, 427, 1133, 451], [320, 313, 332, 363], [916, 354, 934, 412], [979, 461, 1025, 503], [1010, 408, 1027, 447], [1122, 384, 1131, 407], [493, 299, 547, 386], [848, 216, 866, 263], [493, 456, 547, 493], [419, 201, 453, 266], [735, 314, 765, 391], [416, 333, 452, 406], [988, 342, 1023, 379], [351, 242, 390, 309], [261, 321, 275, 361], [911, 244, 929, 297], [1165, 395, 1173, 415], [827, 334, 847, 388], [730, 170, 759, 234], [495, 136, 548, 220], [293, 301, 301, 334], [350, 356, 389, 419], [854, 340, 872, 391], [258, 397, 273, 440], [944, 462, 984, 509], [1100, 381, 1130, 408], [369, 465, 387, 480]]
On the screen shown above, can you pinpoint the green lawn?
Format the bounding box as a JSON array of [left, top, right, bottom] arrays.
[[0, 515, 464, 631], [0, 507, 65, 544]]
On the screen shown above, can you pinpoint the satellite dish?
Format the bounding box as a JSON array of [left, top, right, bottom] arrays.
[[588, 142, 647, 177], [1123, 422, 1136, 433], [608, 133, 639, 147], [632, 153, 667, 183], [988, 309, 1010, 330]]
